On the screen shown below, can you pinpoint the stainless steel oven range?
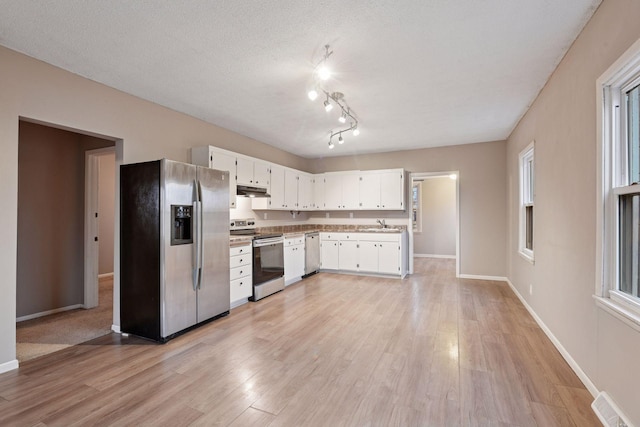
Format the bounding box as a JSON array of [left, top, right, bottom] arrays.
[[230, 218, 285, 301], [250, 234, 284, 301]]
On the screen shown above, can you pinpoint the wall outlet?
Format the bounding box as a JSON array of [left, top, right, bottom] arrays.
[[263, 212, 268, 220], [349, 212, 353, 218], [326, 212, 330, 218], [529, 284, 533, 295]]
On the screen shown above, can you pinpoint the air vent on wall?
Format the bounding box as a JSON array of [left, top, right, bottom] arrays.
[[591, 392, 633, 427]]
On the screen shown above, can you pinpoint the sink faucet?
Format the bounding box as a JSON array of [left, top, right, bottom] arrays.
[[376, 219, 387, 228]]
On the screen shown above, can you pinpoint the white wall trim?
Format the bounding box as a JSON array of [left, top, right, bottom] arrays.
[[458, 274, 508, 281], [506, 278, 599, 397], [16, 304, 83, 322], [98, 272, 114, 280], [111, 324, 121, 333], [414, 254, 456, 259], [0, 359, 19, 374]]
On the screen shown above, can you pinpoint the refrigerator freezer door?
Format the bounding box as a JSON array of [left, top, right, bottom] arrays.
[[162, 160, 198, 337], [196, 166, 230, 322]]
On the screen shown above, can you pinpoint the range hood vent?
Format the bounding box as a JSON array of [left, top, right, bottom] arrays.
[[236, 184, 270, 198]]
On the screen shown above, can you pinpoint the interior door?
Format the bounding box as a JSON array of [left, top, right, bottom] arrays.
[[196, 166, 230, 322]]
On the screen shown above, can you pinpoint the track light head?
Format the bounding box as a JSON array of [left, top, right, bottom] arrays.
[[328, 140, 335, 149], [338, 113, 346, 123], [338, 134, 344, 144], [353, 126, 360, 136], [324, 100, 333, 112], [308, 89, 318, 101]]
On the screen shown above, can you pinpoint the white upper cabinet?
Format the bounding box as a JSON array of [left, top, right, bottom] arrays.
[[284, 169, 299, 209], [324, 172, 360, 210], [359, 173, 381, 209], [236, 157, 254, 186], [236, 157, 270, 189], [359, 169, 405, 210], [256, 165, 307, 210], [192, 146, 405, 212], [298, 173, 314, 210], [380, 170, 405, 210], [190, 146, 237, 208], [266, 164, 285, 209], [324, 174, 342, 210], [313, 175, 325, 210], [253, 161, 271, 188]]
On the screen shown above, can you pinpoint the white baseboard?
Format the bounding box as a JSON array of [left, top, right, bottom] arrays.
[[414, 254, 456, 259], [230, 298, 249, 309], [111, 324, 121, 333], [0, 359, 19, 374], [505, 278, 599, 397], [99, 272, 114, 279], [458, 274, 508, 281], [16, 304, 84, 323]]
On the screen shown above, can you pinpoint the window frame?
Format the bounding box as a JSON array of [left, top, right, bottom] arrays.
[[596, 37, 640, 330], [412, 181, 422, 233], [518, 141, 535, 263]]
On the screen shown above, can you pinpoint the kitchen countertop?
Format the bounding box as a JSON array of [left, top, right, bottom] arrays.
[[229, 224, 406, 246]]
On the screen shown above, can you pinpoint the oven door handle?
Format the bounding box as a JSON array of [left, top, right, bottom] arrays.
[[253, 238, 284, 247]]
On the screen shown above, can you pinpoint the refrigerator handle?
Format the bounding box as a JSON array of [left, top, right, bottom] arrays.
[[196, 180, 204, 289], [192, 179, 203, 291], [192, 199, 201, 291]]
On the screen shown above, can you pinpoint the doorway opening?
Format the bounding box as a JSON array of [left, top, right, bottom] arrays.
[[15, 119, 118, 362], [409, 171, 460, 277]]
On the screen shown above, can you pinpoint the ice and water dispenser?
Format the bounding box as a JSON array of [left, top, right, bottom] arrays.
[[171, 205, 193, 245]]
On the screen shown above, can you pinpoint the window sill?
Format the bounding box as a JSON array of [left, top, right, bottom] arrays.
[[593, 295, 640, 333], [518, 250, 535, 265]]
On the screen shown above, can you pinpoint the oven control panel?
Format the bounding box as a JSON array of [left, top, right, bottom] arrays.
[[230, 218, 256, 231]]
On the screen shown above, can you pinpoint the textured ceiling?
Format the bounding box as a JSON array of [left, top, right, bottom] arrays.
[[0, 1, 600, 159]]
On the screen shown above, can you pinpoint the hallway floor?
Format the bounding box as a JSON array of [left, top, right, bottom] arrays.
[[16, 277, 113, 362]]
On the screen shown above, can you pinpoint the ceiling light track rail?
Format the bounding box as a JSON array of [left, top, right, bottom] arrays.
[[307, 44, 361, 150]]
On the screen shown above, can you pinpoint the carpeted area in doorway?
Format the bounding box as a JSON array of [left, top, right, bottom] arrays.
[[16, 277, 114, 362]]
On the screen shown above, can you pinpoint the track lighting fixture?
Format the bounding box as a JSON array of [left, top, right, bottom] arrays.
[[307, 44, 361, 149], [324, 95, 333, 112]]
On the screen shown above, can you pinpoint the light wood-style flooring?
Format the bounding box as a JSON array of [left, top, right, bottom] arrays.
[[0, 258, 599, 426]]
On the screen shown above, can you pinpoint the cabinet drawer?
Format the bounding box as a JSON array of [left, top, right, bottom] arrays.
[[230, 264, 252, 281], [357, 233, 401, 242], [230, 254, 251, 269], [230, 277, 252, 302], [285, 236, 304, 246], [230, 244, 251, 257]]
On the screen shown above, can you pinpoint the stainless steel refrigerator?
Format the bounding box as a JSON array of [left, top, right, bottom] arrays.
[[120, 159, 230, 342]]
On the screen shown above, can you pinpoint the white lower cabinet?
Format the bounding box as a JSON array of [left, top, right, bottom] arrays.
[[358, 234, 402, 275], [320, 232, 405, 277], [230, 243, 252, 307], [338, 239, 359, 271], [284, 236, 305, 285], [320, 234, 340, 270]]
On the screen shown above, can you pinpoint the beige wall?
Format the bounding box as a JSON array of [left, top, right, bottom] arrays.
[[414, 178, 456, 257], [16, 122, 114, 318], [0, 45, 312, 368], [312, 141, 507, 278], [506, 0, 640, 423]]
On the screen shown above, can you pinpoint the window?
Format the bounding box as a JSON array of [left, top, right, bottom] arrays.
[[412, 181, 422, 232], [597, 37, 640, 328], [519, 142, 535, 262]]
